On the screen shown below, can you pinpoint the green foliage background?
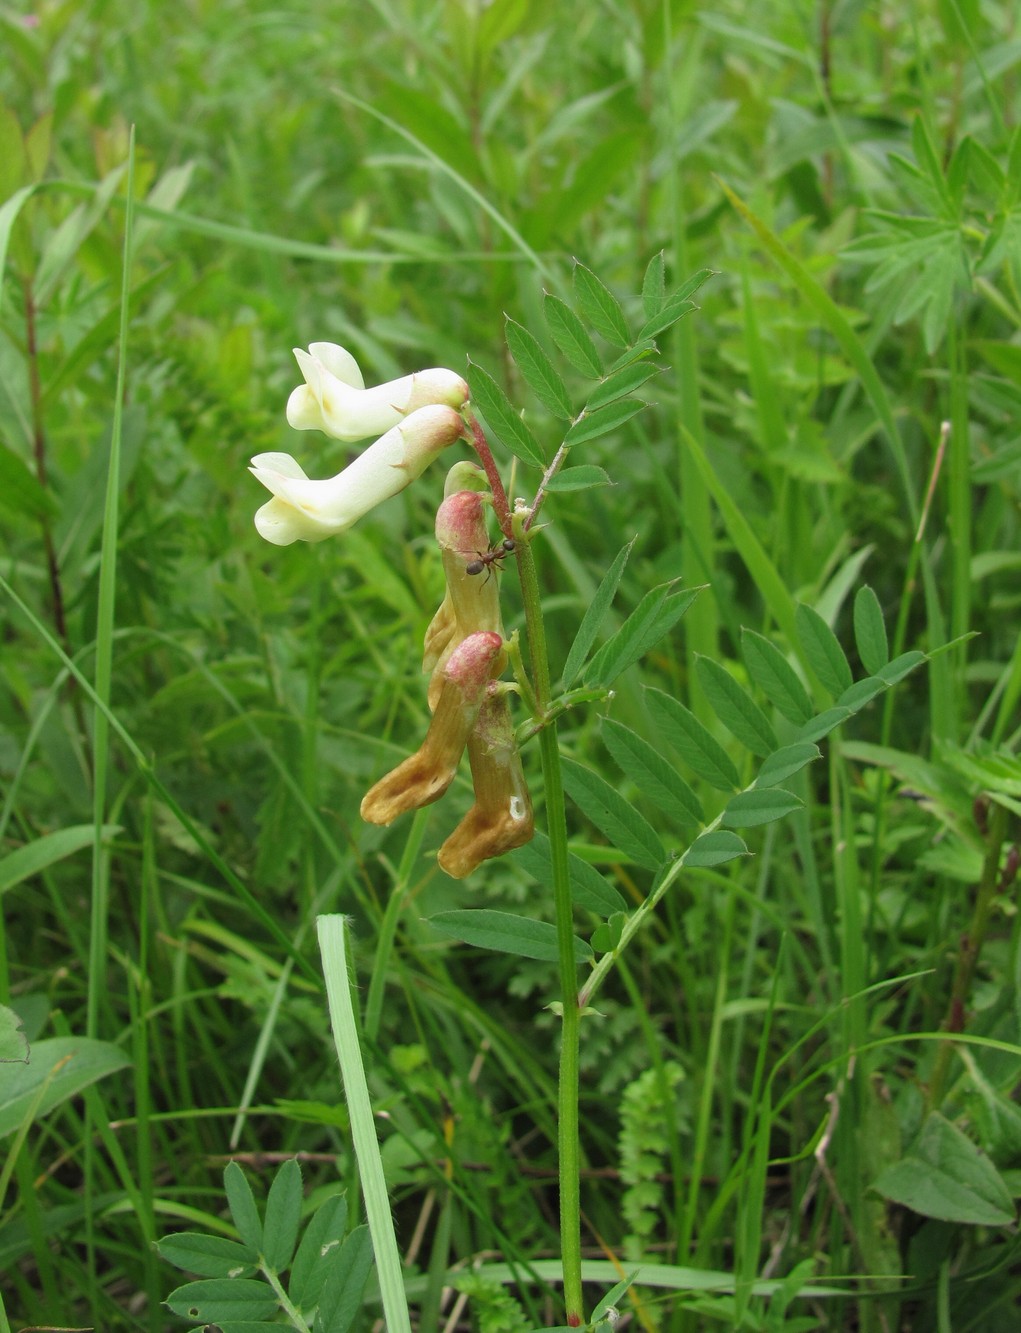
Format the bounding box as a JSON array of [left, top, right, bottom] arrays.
[[2, 0, 1020, 1329]]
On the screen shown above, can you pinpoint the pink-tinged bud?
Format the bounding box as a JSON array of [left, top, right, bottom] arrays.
[[251, 404, 465, 546], [425, 491, 505, 707], [438, 688, 533, 879], [360, 632, 505, 826], [286, 341, 469, 442]]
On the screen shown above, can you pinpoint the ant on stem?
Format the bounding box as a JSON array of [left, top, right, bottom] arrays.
[[465, 538, 515, 582]]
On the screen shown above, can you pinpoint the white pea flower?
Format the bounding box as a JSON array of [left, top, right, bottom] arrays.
[[286, 341, 469, 442], [251, 403, 466, 546]]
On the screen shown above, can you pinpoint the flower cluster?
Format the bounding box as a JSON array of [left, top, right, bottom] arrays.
[[250, 344, 533, 877]]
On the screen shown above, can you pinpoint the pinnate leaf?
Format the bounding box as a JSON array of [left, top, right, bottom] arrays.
[[505, 317, 572, 419], [722, 788, 802, 828], [544, 465, 613, 494], [224, 1162, 263, 1252], [681, 830, 748, 868], [854, 585, 889, 674], [584, 585, 701, 686], [645, 690, 740, 792], [741, 629, 813, 725], [561, 537, 633, 688], [584, 361, 660, 411], [510, 830, 627, 916], [573, 261, 631, 347], [543, 292, 603, 377], [602, 719, 702, 828], [156, 1231, 257, 1279], [795, 604, 853, 698], [164, 1277, 279, 1322], [316, 1225, 375, 1333], [262, 1158, 302, 1272], [642, 251, 666, 318], [466, 360, 545, 468], [429, 910, 592, 963], [288, 1194, 349, 1310], [565, 397, 647, 445], [753, 742, 820, 788], [696, 656, 778, 757], [561, 757, 665, 870]]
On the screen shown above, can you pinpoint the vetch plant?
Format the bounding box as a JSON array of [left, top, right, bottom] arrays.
[[244, 265, 938, 1327]]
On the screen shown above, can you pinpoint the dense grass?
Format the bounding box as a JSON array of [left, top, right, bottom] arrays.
[[2, 1, 1021, 1329]]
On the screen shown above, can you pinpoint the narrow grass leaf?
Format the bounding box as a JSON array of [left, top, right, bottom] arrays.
[[696, 657, 778, 757], [224, 1162, 263, 1252], [155, 1233, 257, 1279], [681, 830, 748, 868], [741, 630, 813, 725], [565, 397, 648, 445], [584, 361, 660, 411], [0, 824, 121, 896], [754, 743, 821, 788], [318, 916, 412, 1333], [505, 317, 572, 419], [543, 292, 603, 377], [642, 251, 666, 317], [645, 689, 741, 792], [872, 1113, 1013, 1226], [0, 1037, 129, 1137], [288, 1195, 349, 1310], [163, 1278, 278, 1322], [683, 427, 800, 648], [316, 1225, 374, 1333], [561, 757, 665, 870], [262, 1158, 302, 1272], [584, 586, 701, 686], [466, 361, 546, 467], [795, 604, 853, 698], [510, 831, 626, 915], [602, 719, 703, 827], [428, 910, 592, 963], [544, 465, 613, 493], [854, 586, 889, 674], [722, 789, 802, 828], [573, 261, 631, 347], [561, 537, 633, 688]]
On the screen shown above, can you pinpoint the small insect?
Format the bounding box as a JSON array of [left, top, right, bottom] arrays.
[[466, 538, 516, 581]]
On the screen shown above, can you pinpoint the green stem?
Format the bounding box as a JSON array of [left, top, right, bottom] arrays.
[[927, 803, 1010, 1110], [263, 1264, 312, 1332], [515, 523, 584, 1325]]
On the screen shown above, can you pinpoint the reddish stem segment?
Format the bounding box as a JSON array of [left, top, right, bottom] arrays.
[[466, 413, 513, 537]]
